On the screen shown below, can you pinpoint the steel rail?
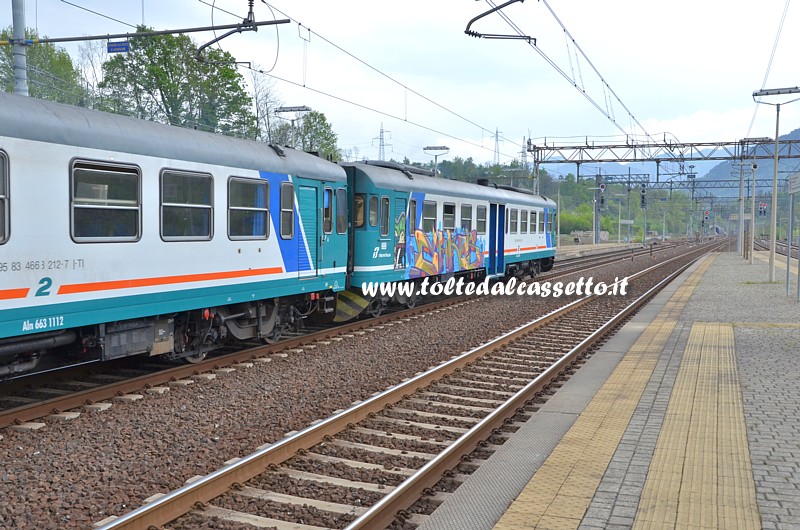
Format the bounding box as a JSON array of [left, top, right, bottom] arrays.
[[96, 242, 721, 530]]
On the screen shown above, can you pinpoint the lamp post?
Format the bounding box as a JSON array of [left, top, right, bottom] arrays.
[[753, 86, 800, 282], [275, 105, 311, 149], [687, 166, 696, 241], [423, 146, 450, 177]]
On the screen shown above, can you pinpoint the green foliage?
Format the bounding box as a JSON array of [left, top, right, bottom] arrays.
[[296, 111, 339, 160], [98, 27, 255, 137], [1, 27, 87, 105]]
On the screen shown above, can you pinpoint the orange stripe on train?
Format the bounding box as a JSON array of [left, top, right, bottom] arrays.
[[0, 288, 30, 300], [57, 266, 283, 295]]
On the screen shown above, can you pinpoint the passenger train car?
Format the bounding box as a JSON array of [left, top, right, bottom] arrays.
[[0, 93, 347, 376], [334, 161, 556, 319], [0, 93, 556, 377]]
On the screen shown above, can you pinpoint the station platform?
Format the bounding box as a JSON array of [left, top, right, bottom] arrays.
[[419, 250, 800, 530]]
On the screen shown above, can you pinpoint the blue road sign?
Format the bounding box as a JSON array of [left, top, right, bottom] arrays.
[[107, 41, 130, 53]]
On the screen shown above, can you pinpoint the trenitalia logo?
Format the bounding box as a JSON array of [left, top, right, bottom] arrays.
[[361, 276, 630, 298]]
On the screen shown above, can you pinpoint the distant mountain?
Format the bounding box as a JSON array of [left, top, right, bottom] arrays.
[[699, 127, 800, 197]]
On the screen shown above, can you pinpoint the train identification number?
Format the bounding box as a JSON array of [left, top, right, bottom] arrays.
[[21, 316, 65, 332]]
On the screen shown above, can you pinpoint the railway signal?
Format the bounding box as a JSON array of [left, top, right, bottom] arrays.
[[640, 183, 647, 209]]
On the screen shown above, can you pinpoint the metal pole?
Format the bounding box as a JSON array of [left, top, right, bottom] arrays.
[[769, 104, 780, 281], [738, 164, 745, 255], [787, 196, 793, 296], [662, 210, 666, 240], [12, 0, 28, 96], [617, 201, 621, 244], [627, 187, 631, 242], [750, 164, 757, 265], [643, 208, 647, 245]]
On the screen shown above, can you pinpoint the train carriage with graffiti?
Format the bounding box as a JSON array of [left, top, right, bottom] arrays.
[[334, 160, 556, 320]]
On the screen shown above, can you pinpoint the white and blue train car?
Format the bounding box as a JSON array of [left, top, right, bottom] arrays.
[[0, 93, 347, 376], [335, 161, 556, 319]]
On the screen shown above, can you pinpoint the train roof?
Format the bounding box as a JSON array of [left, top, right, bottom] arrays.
[[342, 161, 557, 208], [0, 92, 345, 183]]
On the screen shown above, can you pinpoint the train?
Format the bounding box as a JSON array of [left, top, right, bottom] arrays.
[[0, 92, 556, 377]]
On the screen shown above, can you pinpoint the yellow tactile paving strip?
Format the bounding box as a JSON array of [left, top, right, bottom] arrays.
[[633, 322, 760, 530], [493, 256, 716, 530]]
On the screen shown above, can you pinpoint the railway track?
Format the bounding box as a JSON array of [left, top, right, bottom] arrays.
[[1, 244, 690, 430], [93, 241, 724, 530]]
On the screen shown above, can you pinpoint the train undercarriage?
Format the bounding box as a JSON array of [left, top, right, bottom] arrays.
[[0, 293, 335, 379]]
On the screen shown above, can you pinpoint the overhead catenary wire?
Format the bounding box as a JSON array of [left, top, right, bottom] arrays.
[[259, 1, 524, 159], [743, 0, 791, 140]]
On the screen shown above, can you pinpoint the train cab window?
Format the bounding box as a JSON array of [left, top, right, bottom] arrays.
[[323, 187, 333, 234], [461, 204, 472, 231], [379, 196, 390, 236], [369, 195, 379, 227], [336, 188, 347, 234], [443, 203, 456, 231], [0, 151, 7, 244], [71, 161, 140, 242], [510, 209, 518, 233], [354, 194, 366, 228], [422, 200, 437, 232], [539, 210, 546, 233], [161, 170, 213, 241], [530, 210, 537, 233], [409, 199, 417, 231], [520, 210, 528, 234], [280, 182, 295, 239], [228, 177, 268, 240], [476, 205, 486, 234]]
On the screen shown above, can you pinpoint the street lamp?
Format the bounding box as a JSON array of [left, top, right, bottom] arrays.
[[753, 86, 800, 281], [687, 166, 696, 241], [275, 105, 311, 149], [423, 146, 450, 177]]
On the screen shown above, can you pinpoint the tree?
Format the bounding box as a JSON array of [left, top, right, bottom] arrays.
[[99, 27, 255, 137], [248, 66, 282, 142], [296, 111, 339, 161], [1, 27, 87, 105]]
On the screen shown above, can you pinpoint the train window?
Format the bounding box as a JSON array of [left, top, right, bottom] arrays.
[[409, 199, 417, 231], [323, 187, 333, 234], [71, 161, 140, 242], [521, 210, 528, 234], [461, 204, 472, 231], [476, 205, 486, 234], [380, 196, 390, 237], [228, 177, 269, 240], [505, 209, 509, 234], [0, 151, 7, 244], [336, 188, 347, 234], [280, 182, 294, 239], [510, 209, 518, 233], [538, 210, 545, 233], [369, 195, 379, 227], [530, 210, 536, 233], [422, 200, 437, 232], [354, 194, 366, 228], [443, 203, 456, 230], [161, 170, 213, 241]]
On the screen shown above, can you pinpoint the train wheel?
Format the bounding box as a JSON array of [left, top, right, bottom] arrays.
[[405, 294, 419, 309], [367, 298, 383, 318], [183, 351, 207, 364]]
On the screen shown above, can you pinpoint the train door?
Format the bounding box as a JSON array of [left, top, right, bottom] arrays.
[[497, 204, 505, 274], [488, 203, 497, 275], [297, 185, 319, 278], [394, 197, 407, 269]]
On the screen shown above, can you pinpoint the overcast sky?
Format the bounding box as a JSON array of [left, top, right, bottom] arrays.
[[8, 0, 800, 170]]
